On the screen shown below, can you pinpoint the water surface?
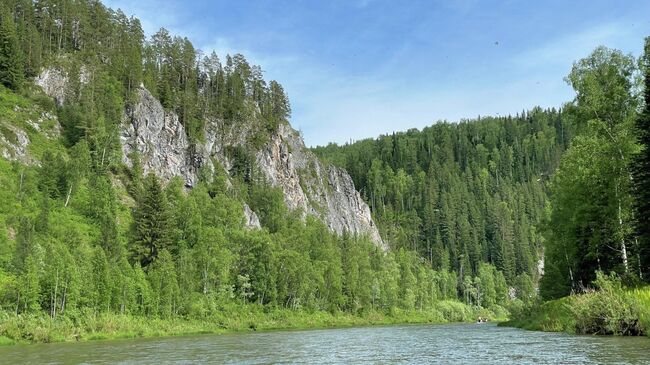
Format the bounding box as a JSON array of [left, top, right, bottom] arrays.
[[2, 323, 649, 364]]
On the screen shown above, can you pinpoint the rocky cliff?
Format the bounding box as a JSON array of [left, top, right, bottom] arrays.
[[120, 87, 383, 247], [251, 123, 383, 246], [36, 69, 384, 248]]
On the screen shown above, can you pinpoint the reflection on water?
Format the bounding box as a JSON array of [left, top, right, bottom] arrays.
[[1, 323, 649, 364]]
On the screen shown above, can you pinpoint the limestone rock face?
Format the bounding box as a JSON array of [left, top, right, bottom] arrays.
[[0, 106, 59, 165], [36, 68, 384, 247], [251, 124, 384, 247], [120, 88, 199, 188], [35, 68, 68, 106], [243, 204, 262, 229], [35, 66, 89, 107], [122, 87, 383, 247]]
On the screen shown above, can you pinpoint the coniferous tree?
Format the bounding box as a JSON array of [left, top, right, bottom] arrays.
[[132, 173, 172, 268], [634, 37, 650, 280], [0, 5, 24, 90]]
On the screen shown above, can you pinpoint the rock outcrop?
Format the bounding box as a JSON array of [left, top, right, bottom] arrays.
[[243, 204, 262, 229], [121, 87, 383, 247], [121, 87, 383, 246], [120, 88, 199, 187], [0, 105, 59, 165], [252, 124, 383, 246], [35, 66, 89, 107], [0, 124, 31, 163], [35, 68, 69, 106], [36, 68, 383, 247]]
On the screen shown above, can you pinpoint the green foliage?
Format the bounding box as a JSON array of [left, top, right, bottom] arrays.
[[313, 108, 568, 296], [633, 37, 650, 279], [20, 0, 650, 345], [507, 273, 649, 336], [0, 301, 503, 344], [131, 174, 172, 268], [541, 46, 642, 299], [248, 184, 288, 233], [502, 297, 575, 333], [571, 272, 643, 335], [0, 5, 24, 90]]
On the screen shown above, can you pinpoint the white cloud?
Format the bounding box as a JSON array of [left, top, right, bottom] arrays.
[[511, 22, 635, 71], [102, 0, 649, 148], [296, 21, 648, 147]]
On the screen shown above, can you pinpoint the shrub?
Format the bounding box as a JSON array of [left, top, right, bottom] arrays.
[[572, 272, 644, 335]]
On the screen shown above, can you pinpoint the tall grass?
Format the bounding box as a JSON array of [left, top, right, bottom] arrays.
[[503, 273, 650, 337], [629, 287, 650, 333], [0, 300, 501, 345]]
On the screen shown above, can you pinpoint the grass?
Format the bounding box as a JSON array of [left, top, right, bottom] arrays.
[[500, 297, 575, 333], [502, 284, 650, 337], [0, 300, 502, 345], [629, 287, 650, 333]]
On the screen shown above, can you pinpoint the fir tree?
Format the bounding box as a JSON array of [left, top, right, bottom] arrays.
[[132, 173, 172, 268], [0, 6, 24, 90]]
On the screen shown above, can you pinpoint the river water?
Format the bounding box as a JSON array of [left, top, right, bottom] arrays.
[[1, 323, 649, 364]]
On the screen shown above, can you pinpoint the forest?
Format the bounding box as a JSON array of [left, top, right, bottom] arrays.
[[314, 107, 570, 297], [0, 0, 514, 342], [315, 43, 650, 300], [315, 42, 650, 335], [0, 0, 649, 343]]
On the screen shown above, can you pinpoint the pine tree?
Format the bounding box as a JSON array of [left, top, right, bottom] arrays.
[[633, 37, 650, 280], [0, 6, 24, 90]]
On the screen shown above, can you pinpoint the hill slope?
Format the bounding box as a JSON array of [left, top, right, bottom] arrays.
[[314, 110, 573, 289]]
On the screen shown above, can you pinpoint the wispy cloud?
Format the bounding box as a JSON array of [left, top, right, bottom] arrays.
[[512, 22, 637, 71], [102, 0, 650, 147]]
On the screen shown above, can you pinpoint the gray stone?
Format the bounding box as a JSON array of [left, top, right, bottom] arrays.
[[251, 124, 384, 248], [120, 87, 199, 188], [35, 68, 68, 106], [123, 87, 384, 247], [243, 204, 261, 229], [36, 66, 384, 248], [0, 124, 35, 164]]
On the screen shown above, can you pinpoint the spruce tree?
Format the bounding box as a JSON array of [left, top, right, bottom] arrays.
[[633, 37, 650, 279], [0, 6, 24, 90], [132, 173, 172, 268]]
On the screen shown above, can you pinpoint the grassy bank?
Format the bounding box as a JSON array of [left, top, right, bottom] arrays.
[[502, 275, 650, 336], [0, 300, 506, 345]]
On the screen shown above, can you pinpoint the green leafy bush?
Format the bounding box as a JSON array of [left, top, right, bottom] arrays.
[[572, 272, 644, 335]]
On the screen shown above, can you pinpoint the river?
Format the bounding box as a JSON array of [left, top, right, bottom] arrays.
[[1, 323, 649, 364]]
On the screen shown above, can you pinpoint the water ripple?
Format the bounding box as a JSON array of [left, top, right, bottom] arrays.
[[1, 323, 649, 364]]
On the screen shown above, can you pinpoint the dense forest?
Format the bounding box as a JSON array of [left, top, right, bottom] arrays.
[[314, 107, 571, 298], [1, 0, 649, 343], [0, 0, 514, 336], [316, 43, 650, 303]]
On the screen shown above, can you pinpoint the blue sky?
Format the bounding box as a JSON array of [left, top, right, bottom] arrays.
[[104, 0, 650, 147]]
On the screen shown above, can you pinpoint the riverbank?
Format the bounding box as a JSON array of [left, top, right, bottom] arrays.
[[502, 283, 650, 337], [0, 300, 506, 345], [4, 318, 650, 364]]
